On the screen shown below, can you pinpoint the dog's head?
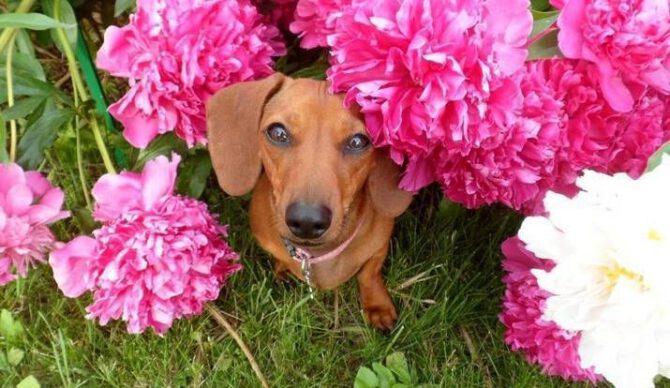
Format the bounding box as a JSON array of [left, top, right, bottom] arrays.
[[207, 73, 412, 247]]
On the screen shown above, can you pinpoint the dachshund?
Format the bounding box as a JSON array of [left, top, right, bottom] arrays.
[[206, 73, 413, 330]]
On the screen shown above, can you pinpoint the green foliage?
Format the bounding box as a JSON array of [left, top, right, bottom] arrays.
[[530, 10, 559, 39], [41, 0, 78, 53], [0, 13, 74, 30], [0, 113, 7, 163], [115, 0, 136, 16], [0, 66, 71, 105], [176, 149, 213, 199], [17, 100, 74, 169], [134, 133, 188, 170], [16, 375, 41, 388], [0, 309, 25, 344], [646, 141, 670, 173], [354, 352, 436, 388], [528, 30, 561, 60], [531, 0, 552, 11]]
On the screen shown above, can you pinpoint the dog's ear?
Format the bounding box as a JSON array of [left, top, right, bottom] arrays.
[[207, 73, 285, 196], [367, 153, 413, 218]]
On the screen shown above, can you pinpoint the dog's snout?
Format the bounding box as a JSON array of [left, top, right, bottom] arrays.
[[285, 202, 332, 240]]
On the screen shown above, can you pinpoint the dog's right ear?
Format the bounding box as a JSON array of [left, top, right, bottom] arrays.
[[207, 73, 285, 196]]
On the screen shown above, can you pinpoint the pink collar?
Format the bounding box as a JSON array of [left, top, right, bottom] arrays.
[[283, 217, 365, 265]]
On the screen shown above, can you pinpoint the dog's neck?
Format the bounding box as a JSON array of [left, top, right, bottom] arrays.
[[285, 215, 366, 264]]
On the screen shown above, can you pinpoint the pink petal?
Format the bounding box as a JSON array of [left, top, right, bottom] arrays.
[[0, 164, 26, 196], [91, 172, 142, 222], [49, 236, 98, 298], [598, 71, 634, 113], [140, 153, 180, 210], [95, 26, 135, 78], [5, 184, 34, 216], [109, 100, 162, 150], [556, 0, 586, 59], [24, 171, 52, 198], [0, 258, 16, 286]]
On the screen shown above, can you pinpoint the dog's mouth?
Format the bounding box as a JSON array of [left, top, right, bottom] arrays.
[[282, 237, 325, 248]]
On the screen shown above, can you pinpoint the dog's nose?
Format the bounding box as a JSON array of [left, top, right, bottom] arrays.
[[285, 202, 332, 240]]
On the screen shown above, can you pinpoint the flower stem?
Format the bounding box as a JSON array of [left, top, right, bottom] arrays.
[[90, 119, 116, 175], [6, 36, 18, 163], [74, 122, 92, 209], [53, 0, 116, 174], [206, 305, 270, 388]]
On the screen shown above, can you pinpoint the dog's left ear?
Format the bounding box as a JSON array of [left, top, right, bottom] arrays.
[[207, 73, 285, 196], [367, 152, 413, 218]]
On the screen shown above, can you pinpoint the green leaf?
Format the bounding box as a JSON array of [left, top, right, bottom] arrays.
[[372, 362, 395, 388], [9, 52, 47, 81], [42, 0, 78, 53], [115, 0, 136, 16], [7, 347, 25, 366], [386, 352, 412, 385], [17, 375, 40, 388], [176, 150, 212, 198], [290, 63, 328, 80], [17, 102, 74, 169], [15, 30, 36, 58], [0, 52, 47, 83], [0, 309, 25, 342], [528, 29, 562, 60], [645, 141, 670, 173], [0, 13, 74, 30], [0, 351, 8, 369], [134, 133, 187, 170], [3, 96, 45, 120], [354, 367, 380, 388], [531, 0, 551, 11], [0, 71, 71, 105], [530, 10, 558, 39], [0, 113, 7, 163]]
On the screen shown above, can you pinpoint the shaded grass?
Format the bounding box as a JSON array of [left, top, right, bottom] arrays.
[[2, 187, 667, 387]]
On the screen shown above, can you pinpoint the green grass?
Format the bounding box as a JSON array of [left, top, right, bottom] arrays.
[[1, 187, 666, 387]]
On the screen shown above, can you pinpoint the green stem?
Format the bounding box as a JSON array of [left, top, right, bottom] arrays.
[[0, 0, 36, 53], [90, 119, 116, 174], [74, 122, 92, 209], [53, 0, 116, 174], [6, 36, 18, 163]]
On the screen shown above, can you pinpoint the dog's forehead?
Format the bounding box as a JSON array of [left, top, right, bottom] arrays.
[[266, 78, 361, 120]]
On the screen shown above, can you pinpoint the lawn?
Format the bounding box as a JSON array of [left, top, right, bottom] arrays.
[[2, 186, 610, 387]]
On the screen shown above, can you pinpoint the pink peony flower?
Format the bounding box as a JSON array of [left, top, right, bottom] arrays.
[[437, 59, 670, 214], [49, 154, 240, 334], [0, 258, 15, 286], [289, 0, 351, 49], [97, 0, 286, 149], [556, 0, 670, 112], [327, 0, 533, 192], [437, 62, 565, 214], [0, 163, 69, 285], [500, 237, 600, 382], [547, 60, 670, 181]]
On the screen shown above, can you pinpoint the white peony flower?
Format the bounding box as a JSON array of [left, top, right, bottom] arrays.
[[518, 156, 670, 388]]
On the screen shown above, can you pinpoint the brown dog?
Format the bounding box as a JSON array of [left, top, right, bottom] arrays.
[[206, 73, 412, 329]]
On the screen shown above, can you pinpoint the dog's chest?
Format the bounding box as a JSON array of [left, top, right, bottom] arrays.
[[307, 252, 369, 290]]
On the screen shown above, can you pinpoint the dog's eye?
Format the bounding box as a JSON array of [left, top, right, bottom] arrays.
[[344, 133, 371, 154], [266, 123, 291, 146]]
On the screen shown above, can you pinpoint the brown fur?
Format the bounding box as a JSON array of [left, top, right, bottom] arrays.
[[207, 74, 412, 329]]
